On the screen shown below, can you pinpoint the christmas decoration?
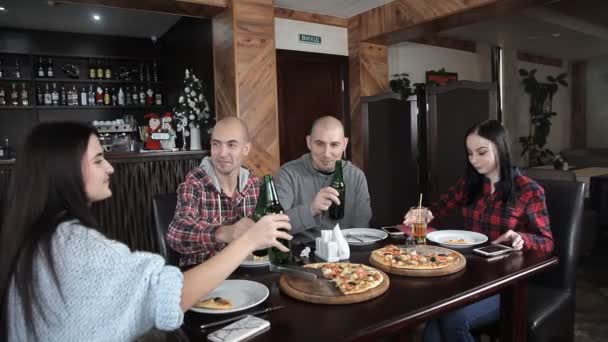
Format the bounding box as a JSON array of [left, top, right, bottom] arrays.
[[172, 69, 214, 150], [144, 113, 162, 150], [160, 112, 176, 150]]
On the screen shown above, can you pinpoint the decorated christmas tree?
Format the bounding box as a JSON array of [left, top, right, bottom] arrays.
[[172, 69, 214, 150]]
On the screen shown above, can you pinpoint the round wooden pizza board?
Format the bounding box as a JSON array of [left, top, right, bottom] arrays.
[[369, 246, 466, 277], [279, 269, 390, 305]]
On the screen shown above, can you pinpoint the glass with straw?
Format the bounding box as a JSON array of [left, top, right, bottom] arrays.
[[410, 194, 431, 244]]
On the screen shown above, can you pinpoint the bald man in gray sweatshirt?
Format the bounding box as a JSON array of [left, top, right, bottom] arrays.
[[275, 116, 372, 243]]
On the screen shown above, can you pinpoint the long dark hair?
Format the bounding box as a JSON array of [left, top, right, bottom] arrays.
[[464, 120, 514, 206], [0, 122, 100, 339]]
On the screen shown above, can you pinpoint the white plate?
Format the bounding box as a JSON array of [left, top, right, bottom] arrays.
[[342, 228, 389, 246], [189, 280, 269, 314], [426, 230, 488, 249], [240, 254, 270, 267]]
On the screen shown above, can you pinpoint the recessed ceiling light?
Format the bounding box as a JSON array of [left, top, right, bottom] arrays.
[[0, 6, 7, 11], [552, 33, 561, 37], [92, 14, 101, 21]]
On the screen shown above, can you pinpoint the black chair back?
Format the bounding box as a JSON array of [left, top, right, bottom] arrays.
[[532, 179, 585, 292], [152, 193, 180, 266]]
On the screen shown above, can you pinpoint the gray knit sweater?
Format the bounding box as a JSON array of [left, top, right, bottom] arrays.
[[7, 220, 184, 341], [275, 153, 372, 242]]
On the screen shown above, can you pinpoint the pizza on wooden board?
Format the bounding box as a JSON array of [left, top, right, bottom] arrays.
[[304, 262, 384, 295], [371, 244, 460, 270]]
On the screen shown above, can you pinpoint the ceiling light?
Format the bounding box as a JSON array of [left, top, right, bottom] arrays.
[[0, 6, 6, 11], [92, 14, 101, 21], [552, 33, 561, 37]]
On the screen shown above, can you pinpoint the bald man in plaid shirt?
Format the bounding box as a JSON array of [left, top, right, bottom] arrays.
[[167, 117, 261, 267]]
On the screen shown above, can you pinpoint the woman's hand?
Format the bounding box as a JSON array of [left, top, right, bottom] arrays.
[[240, 214, 292, 252], [402, 208, 434, 226], [492, 230, 524, 250]]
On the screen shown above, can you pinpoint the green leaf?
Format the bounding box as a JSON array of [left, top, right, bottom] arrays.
[[519, 69, 529, 76], [547, 76, 556, 82], [530, 69, 537, 77]]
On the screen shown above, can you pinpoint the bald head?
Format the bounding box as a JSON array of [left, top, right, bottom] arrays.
[[212, 116, 250, 143], [310, 116, 345, 137]]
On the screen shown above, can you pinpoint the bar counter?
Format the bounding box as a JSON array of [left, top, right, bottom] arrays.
[[0, 150, 208, 252]]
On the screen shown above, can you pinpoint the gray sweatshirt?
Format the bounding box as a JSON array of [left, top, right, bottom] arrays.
[[275, 153, 372, 242]]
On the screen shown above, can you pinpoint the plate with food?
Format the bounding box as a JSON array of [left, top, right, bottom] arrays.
[[190, 279, 269, 314], [342, 228, 389, 246], [240, 253, 270, 267], [426, 230, 488, 249], [369, 244, 466, 277]]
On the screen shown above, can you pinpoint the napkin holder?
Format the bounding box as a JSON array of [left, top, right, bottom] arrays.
[[314, 230, 340, 262]]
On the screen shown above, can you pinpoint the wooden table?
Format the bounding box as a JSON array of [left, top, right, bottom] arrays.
[[180, 239, 557, 341]]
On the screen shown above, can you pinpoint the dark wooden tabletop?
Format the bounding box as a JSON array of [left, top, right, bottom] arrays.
[[180, 238, 557, 341]]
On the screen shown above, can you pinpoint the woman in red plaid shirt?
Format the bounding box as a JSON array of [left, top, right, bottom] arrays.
[[404, 120, 553, 342]]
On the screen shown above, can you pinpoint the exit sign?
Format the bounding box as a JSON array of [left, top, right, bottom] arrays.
[[299, 34, 321, 45]]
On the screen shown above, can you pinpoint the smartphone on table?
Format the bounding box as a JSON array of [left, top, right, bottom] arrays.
[[207, 315, 270, 342], [381, 226, 404, 236], [473, 244, 514, 257]]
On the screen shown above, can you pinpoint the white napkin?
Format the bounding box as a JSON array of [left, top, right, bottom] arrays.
[[332, 223, 350, 260]]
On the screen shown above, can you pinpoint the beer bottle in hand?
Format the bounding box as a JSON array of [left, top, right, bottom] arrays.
[[251, 180, 268, 257], [329, 160, 345, 220], [264, 175, 291, 265]]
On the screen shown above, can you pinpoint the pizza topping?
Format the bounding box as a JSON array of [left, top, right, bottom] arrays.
[[371, 245, 460, 270], [305, 262, 384, 295]]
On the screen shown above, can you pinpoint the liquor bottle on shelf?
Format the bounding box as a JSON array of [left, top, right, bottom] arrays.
[[0, 58, 4, 78], [131, 86, 139, 105], [20, 83, 28, 106], [96, 60, 104, 80], [36, 86, 43, 105], [15, 59, 21, 79], [10, 83, 19, 106], [154, 89, 162, 106], [37, 57, 45, 78], [111, 87, 117, 106], [0, 86, 6, 106], [95, 85, 104, 105], [139, 86, 146, 105], [89, 59, 96, 79], [71, 85, 78, 106], [87, 85, 95, 105], [51, 83, 59, 106], [0, 137, 10, 160], [104, 62, 112, 80], [139, 63, 144, 82], [145, 63, 151, 83], [125, 87, 132, 105], [103, 87, 111, 105], [152, 61, 159, 82], [145, 86, 154, 105], [80, 87, 87, 106], [117, 87, 125, 106], [44, 84, 52, 105], [47, 57, 54, 78], [60, 85, 67, 106]]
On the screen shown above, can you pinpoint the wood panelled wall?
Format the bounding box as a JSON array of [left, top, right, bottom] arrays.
[[213, 0, 279, 176]]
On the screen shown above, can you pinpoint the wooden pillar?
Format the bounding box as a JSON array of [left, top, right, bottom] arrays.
[[212, 0, 279, 175], [348, 16, 389, 171], [571, 61, 586, 148]]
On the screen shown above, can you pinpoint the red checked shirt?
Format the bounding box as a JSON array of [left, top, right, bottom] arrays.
[[431, 168, 554, 253], [166, 166, 261, 267]]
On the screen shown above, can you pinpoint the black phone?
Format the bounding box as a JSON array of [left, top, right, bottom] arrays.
[[381, 226, 404, 236], [473, 244, 514, 257]]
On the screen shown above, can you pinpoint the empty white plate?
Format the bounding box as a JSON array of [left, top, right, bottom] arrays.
[[189, 279, 269, 314], [426, 230, 488, 249], [342, 228, 388, 246]]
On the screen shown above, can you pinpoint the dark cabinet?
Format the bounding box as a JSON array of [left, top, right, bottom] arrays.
[[363, 81, 497, 227]]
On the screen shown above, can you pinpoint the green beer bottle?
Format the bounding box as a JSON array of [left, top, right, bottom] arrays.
[[328, 160, 345, 220], [263, 175, 291, 265], [251, 180, 268, 257]]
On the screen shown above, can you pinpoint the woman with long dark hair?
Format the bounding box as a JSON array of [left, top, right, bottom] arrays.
[[0, 122, 292, 341], [403, 119, 553, 342]]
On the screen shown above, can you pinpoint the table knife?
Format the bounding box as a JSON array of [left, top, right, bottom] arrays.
[[200, 305, 285, 330], [268, 264, 326, 280]]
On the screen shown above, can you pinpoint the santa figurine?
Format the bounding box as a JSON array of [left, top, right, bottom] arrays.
[[160, 112, 176, 150], [144, 113, 162, 150]]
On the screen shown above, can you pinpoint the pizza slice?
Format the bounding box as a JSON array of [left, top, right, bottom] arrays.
[[194, 297, 233, 310]]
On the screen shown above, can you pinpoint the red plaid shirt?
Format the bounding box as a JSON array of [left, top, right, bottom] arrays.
[[431, 169, 553, 253], [166, 166, 261, 266]]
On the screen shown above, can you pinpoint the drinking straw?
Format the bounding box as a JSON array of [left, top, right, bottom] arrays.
[[418, 194, 423, 222]]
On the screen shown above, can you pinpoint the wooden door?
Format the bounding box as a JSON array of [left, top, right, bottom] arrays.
[[276, 49, 349, 164]]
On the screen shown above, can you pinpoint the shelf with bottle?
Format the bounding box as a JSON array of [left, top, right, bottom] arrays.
[[0, 54, 32, 80], [36, 105, 166, 110], [33, 78, 164, 85], [0, 82, 32, 107]]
